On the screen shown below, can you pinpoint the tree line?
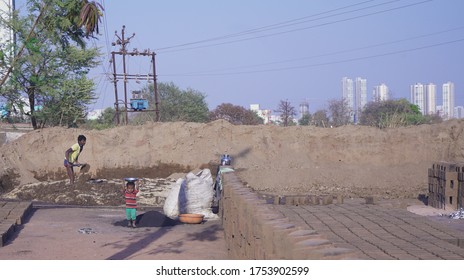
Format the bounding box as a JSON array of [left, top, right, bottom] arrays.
[[278, 98, 442, 128]]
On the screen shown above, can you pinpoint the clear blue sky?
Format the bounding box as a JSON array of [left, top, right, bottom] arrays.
[[21, 0, 464, 113]]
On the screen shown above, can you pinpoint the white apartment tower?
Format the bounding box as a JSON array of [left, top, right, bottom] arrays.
[[411, 82, 450, 116], [425, 83, 436, 115], [410, 83, 426, 115], [299, 101, 309, 119], [373, 83, 389, 102], [342, 77, 367, 123], [342, 77, 354, 113], [455, 106, 464, 119], [442, 81, 455, 120], [355, 77, 367, 115]]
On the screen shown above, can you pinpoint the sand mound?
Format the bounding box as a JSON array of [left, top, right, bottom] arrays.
[[1, 119, 464, 203]]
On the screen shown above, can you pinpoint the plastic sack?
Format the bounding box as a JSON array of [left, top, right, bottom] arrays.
[[162, 178, 183, 218], [179, 169, 214, 217]]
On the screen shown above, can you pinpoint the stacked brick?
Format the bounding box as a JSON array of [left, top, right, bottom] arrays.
[[219, 171, 356, 259], [428, 162, 464, 211], [272, 194, 344, 206], [0, 201, 33, 247], [459, 165, 464, 210]]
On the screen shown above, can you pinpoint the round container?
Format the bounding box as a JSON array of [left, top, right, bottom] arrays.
[[124, 177, 138, 182], [178, 213, 204, 224]]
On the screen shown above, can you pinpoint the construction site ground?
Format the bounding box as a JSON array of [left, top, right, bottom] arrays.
[[1, 198, 464, 260]]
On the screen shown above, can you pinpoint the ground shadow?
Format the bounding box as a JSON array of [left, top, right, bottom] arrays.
[[145, 222, 224, 257], [185, 223, 223, 242], [112, 210, 179, 228], [106, 226, 174, 259], [107, 219, 224, 259], [417, 194, 428, 205], [2, 207, 37, 247]]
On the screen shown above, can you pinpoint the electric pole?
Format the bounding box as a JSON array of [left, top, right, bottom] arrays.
[[111, 25, 159, 125]]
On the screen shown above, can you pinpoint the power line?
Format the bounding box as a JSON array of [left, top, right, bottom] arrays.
[[160, 38, 464, 77], [157, 0, 433, 54], [156, 0, 378, 51], [161, 26, 464, 76]]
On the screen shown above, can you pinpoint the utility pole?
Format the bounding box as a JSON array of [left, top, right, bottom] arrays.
[[111, 25, 159, 125]]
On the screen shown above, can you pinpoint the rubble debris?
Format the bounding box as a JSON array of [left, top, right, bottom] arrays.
[[448, 208, 464, 219], [78, 227, 96, 234]]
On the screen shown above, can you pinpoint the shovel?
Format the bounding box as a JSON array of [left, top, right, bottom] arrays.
[[73, 163, 90, 173]]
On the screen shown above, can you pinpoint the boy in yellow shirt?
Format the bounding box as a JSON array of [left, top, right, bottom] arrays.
[[64, 135, 87, 185]]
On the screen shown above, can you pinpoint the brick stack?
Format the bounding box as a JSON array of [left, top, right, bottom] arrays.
[[220, 171, 356, 259], [0, 200, 33, 247], [458, 165, 464, 210], [428, 162, 464, 211]]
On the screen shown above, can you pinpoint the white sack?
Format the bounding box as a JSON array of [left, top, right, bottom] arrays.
[[162, 178, 183, 218]]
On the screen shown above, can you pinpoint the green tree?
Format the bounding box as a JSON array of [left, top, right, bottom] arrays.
[[360, 98, 438, 128], [299, 113, 312, 126], [209, 103, 263, 125], [133, 82, 209, 123], [0, 0, 104, 88], [35, 76, 97, 127], [0, 0, 100, 129], [312, 109, 329, 127], [158, 82, 209, 122], [84, 107, 118, 130]]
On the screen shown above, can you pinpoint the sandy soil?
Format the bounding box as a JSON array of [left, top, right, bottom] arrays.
[[1, 119, 464, 205]]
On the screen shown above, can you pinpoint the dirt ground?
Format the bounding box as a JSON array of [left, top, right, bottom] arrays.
[[0, 206, 227, 260], [1, 119, 464, 205]]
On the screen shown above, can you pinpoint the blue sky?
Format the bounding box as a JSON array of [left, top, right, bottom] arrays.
[[19, 0, 464, 113]]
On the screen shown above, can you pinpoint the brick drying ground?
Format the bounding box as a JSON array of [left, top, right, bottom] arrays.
[[273, 199, 464, 259]]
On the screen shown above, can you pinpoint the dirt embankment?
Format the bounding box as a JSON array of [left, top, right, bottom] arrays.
[[1, 119, 464, 203]]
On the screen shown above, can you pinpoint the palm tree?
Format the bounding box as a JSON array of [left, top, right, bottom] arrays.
[[79, 0, 105, 37]]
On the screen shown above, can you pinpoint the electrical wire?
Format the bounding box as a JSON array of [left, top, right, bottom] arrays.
[[160, 37, 464, 77], [161, 26, 464, 76], [157, 0, 433, 54], [155, 0, 379, 51]]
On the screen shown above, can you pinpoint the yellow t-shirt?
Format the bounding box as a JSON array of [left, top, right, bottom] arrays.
[[67, 143, 81, 163]]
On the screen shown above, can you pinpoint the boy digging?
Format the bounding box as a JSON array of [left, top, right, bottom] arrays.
[[64, 135, 86, 185]]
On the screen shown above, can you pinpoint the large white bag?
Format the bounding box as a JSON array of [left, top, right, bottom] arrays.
[[163, 169, 217, 219], [179, 169, 213, 217], [163, 178, 183, 218]]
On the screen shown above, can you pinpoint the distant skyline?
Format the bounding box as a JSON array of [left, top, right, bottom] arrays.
[[13, 0, 464, 113]]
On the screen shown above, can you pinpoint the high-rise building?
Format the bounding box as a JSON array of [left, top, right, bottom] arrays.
[[355, 77, 367, 122], [425, 83, 436, 115], [455, 106, 464, 119], [342, 77, 367, 123], [373, 83, 389, 102], [442, 82, 455, 120], [342, 77, 354, 112], [410, 83, 426, 115], [299, 101, 309, 119], [354, 77, 367, 123]]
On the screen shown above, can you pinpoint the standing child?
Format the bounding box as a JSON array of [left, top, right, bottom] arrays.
[[123, 180, 140, 228]]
